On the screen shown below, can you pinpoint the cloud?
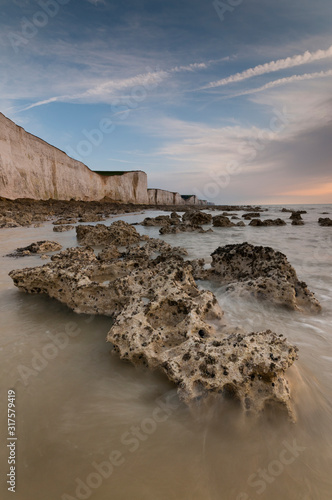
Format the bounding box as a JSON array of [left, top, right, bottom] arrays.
[[18, 61, 211, 111], [223, 69, 332, 98], [201, 44, 332, 89]]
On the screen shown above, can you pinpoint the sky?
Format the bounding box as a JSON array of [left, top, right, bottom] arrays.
[[0, 0, 332, 204]]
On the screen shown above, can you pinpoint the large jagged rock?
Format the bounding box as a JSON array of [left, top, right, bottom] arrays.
[[209, 243, 321, 313], [318, 218, 332, 226], [9, 240, 298, 419], [182, 211, 212, 225], [76, 220, 142, 246], [7, 240, 62, 257], [249, 218, 286, 227]]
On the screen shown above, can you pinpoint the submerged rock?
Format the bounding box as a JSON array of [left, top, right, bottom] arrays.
[[53, 218, 77, 225], [249, 218, 286, 227], [209, 243, 321, 313], [7, 240, 62, 257], [53, 225, 74, 232], [9, 239, 298, 419], [78, 214, 105, 223], [242, 212, 261, 220], [159, 224, 213, 235], [212, 215, 235, 227], [318, 218, 332, 226], [289, 212, 303, 221], [76, 220, 142, 246]]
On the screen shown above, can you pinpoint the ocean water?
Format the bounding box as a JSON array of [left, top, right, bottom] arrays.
[[0, 204, 331, 500]]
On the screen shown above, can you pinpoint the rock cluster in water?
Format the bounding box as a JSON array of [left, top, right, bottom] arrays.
[[8, 221, 312, 420]]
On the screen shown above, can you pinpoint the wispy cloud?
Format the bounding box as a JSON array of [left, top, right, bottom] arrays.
[[19, 61, 211, 111], [223, 69, 332, 98], [201, 44, 332, 89]]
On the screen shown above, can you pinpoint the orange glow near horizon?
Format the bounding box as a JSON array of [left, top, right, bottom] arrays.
[[280, 182, 332, 199]]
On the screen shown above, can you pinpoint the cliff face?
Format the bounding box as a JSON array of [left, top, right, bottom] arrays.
[[148, 189, 186, 205], [0, 113, 205, 205], [0, 113, 148, 203]]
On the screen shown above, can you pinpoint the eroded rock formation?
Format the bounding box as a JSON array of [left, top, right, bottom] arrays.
[[9, 236, 301, 420]]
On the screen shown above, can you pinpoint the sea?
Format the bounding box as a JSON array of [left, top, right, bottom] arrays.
[[0, 204, 331, 500]]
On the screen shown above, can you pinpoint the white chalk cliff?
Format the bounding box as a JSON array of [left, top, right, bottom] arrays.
[[0, 113, 202, 205]]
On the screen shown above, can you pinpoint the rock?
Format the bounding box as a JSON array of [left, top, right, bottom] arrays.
[[76, 220, 142, 246], [121, 238, 188, 259], [142, 215, 172, 226], [289, 212, 303, 221], [212, 215, 235, 227], [236, 221, 246, 227], [53, 225, 74, 232], [231, 216, 240, 220], [159, 224, 208, 235], [282, 208, 307, 214], [98, 245, 121, 261], [53, 218, 77, 225], [7, 240, 62, 257], [318, 218, 332, 226], [242, 212, 261, 219], [78, 214, 105, 223], [249, 218, 286, 227], [182, 211, 212, 225], [9, 244, 298, 419], [0, 217, 22, 228], [291, 220, 304, 226], [209, 243, 321, 313]]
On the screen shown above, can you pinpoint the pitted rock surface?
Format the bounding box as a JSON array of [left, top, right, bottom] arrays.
[[209, 243, 321, 313], [76, 220, 142, 246], [9, 239, 299, 419]]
